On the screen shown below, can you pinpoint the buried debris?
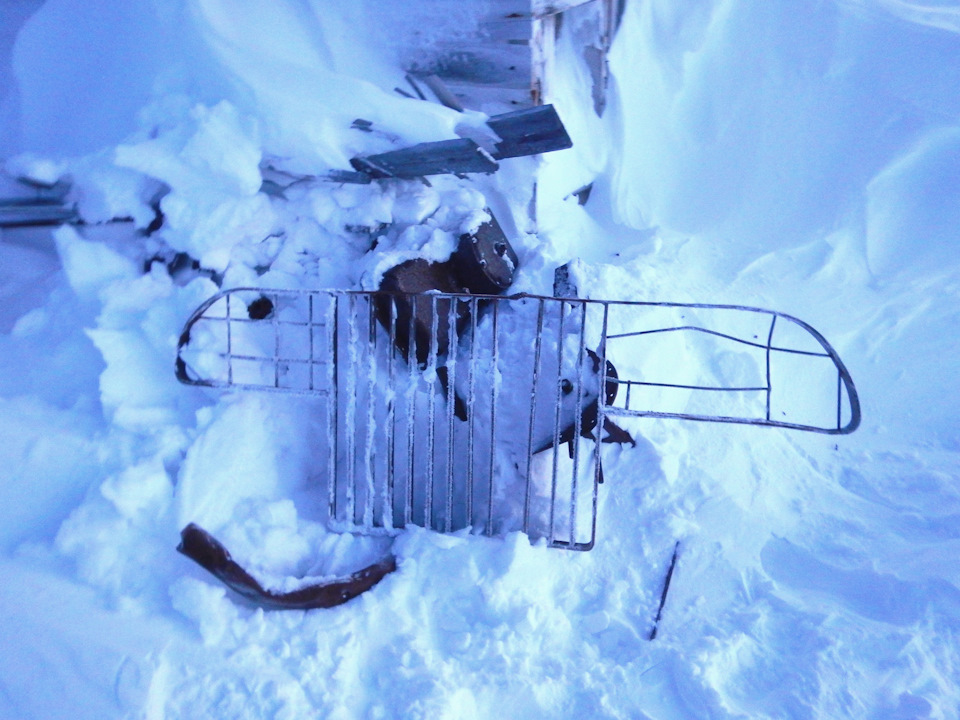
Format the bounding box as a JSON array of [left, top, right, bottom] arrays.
[[177, 523, 396, 610], [351, 138, 499, 179], [348, 104, 572, 181], [648, 541, 680, 640]]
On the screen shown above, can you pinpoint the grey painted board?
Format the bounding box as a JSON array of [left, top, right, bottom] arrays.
[[351, 138, 499, 179], [487, 104, 572, 159], [0, 201, 77, 228]]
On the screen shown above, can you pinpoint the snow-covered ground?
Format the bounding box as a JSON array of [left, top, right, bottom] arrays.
[[1, 0, 959, 718]]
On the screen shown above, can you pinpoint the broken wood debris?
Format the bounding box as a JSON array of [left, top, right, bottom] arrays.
[[417, 74, 465, 112], [0, 198, 78, 228], [346, 104, 571, 182], [351, 138, 499, 179], [486, 104, 572, 159]]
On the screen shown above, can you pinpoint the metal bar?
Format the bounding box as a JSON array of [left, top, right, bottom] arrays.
[[364, 297, 377, 527], [766, 316, 777, 422], [425, 296, 439, 529], [444, 297, 458, 532], [523, 298, 546, 534], [345, 295, 359, 523], [837, 368, 843, 431], [487, 299, 500, 535], [602, 408, 855, 434], [386, 296, 397, 529], [405, 300, 418, 527], [308, 294, 315, 392], [328, 295, 339, 523], [621, 380, 768, 393], [570, 301, 588, 544], [466, 297, 479, 527], [273, 293, 281, 389], [608, 325, 830, 358], [226, 294, 234, 385], [587, 302, 611, 550], [548, 301, 566, 545]]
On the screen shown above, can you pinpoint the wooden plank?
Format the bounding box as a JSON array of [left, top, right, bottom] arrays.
[[412, 5, 532, 109], [351, 139, 498, 179], [486, 104, 572, 159], [0, 200, 77, 228], [417, 74, 465, 112]]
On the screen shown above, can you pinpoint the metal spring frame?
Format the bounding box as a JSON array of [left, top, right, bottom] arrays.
[[176, 289, 861, 550]]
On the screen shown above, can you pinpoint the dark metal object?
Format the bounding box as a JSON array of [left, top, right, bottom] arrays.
[[177, 523, 396, 610], [452, 213, 519, 295], [649, 541, 680, 640]]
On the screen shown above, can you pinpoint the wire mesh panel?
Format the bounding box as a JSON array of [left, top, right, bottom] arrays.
[[177, 289, 607, 549], [176, 290, 860, 550]]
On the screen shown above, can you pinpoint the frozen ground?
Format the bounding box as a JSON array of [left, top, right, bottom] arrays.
[[1, 0, 959, 718]]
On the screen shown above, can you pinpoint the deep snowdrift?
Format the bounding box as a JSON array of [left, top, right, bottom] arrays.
[[1, 0, 958, 718]]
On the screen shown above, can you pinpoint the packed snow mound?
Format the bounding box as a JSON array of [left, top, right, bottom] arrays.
[[1, 0, 959, 719]]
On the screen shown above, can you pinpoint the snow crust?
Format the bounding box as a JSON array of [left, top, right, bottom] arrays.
[[1, 0, 959, 718]]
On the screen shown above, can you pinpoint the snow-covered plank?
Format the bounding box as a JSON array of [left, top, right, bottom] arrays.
[[350, 139, 498, 179], [487, 104, 573, 159]]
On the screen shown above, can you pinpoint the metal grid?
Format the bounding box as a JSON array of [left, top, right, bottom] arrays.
[[176, 289, 860, 550]]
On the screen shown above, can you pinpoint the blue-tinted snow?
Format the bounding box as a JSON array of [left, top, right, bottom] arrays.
[[0, 0, 958, 718]]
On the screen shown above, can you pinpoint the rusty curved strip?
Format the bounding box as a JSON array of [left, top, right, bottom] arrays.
[[177, 523, 396, 610]]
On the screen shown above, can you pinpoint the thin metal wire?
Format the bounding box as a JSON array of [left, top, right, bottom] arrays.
[[385, 296, 397, 529], [609, 324, 830, 359], [226, 294, 234, 385], [405, 299, 417, 527], [328, 295, 339, 524], [365, 297, 377, 527], [272, 294, 281, 389], [766, 315, 777, 423], [487, 299, 500, 536], [523, 298, 546, 534], [426, 295, 439, 530], [444, 298, 458, 533], [346, 294, 358, 524], [570, 301, 588, 545], [548, 300, 566, 545], [466, 297, 478, 528]]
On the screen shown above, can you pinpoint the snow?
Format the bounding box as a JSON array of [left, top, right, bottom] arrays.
[[1, 0, 959, 718]]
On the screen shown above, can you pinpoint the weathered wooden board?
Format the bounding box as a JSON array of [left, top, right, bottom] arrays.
[[350, 138, 499, 179], [487, 104, 573, 159], [0, 199, 77, 228]]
